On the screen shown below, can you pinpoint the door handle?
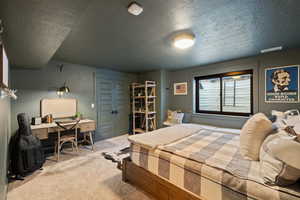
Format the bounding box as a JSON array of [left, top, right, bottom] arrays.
[[111, 110, 118, 114]]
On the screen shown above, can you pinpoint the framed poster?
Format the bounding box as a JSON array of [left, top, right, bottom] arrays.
[[265, 65, 299, 103], [174, 82, 187, 95]]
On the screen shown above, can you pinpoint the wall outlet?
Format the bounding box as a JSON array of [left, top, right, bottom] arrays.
[[91, 103, 95, 109]]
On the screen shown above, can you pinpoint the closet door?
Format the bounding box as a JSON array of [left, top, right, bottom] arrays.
[[96, 70, 136, 140], [96, 75, 114, 140], [113, 79, 131, 136]]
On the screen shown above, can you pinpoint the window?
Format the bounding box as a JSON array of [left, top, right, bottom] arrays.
[[195, 70, 253, 116]]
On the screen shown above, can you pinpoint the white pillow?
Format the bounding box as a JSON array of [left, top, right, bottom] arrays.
[[165, 110, 184, 125], [286, 113, 300, 129], [271, 110, 286, 118], [260, 132, 300, 186], [171, 112, 184, 124], [271, 110, 300, 129], [240, 113, 273, 161]]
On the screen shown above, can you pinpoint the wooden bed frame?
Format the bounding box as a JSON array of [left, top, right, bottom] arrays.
[[122, 157, 202, 200]]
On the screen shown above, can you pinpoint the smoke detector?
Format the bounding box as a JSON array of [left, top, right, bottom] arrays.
[[128, 2, 143, 16]]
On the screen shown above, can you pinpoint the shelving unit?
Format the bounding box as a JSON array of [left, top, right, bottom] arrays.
[[131, 81, 157, 134]]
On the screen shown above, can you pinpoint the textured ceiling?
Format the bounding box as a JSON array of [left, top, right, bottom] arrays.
[[0, 0, 92, 68], [2, 0, 300, 71]]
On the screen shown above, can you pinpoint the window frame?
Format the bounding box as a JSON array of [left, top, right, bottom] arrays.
[[195, 70, 253, 116]]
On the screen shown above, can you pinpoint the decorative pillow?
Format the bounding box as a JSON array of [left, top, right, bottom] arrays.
[[260, 132, 300, 186], [271, 110, 286, 129], [268, 115, 277, 123], [271, 110, 286, 118], [171, 112, 184, 124], [167, 110, 176, 123], [166, 110, 184, 125], [286, 113, 300, 126], [240, 113, 273, 161]]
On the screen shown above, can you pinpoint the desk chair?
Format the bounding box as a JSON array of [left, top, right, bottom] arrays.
[[82, 132, 94, 151], [55, 121, 79, 161]]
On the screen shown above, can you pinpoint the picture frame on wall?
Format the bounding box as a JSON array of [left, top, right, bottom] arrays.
[[174, 82, 187, 95], [265, 65, 299, 103]]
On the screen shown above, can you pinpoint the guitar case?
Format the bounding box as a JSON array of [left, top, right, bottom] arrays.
[[10, 113, 45, 177]]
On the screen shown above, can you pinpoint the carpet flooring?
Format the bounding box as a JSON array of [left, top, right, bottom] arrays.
[[7, 135, 154, 200]]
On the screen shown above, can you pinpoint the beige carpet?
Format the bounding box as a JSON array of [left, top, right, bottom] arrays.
[[7, 135, 153, 200]]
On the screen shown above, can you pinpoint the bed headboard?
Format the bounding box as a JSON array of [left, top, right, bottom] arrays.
[[40, 98, 77, 118]]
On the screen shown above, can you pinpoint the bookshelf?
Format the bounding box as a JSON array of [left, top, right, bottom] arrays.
[[131, 81, 157, 134]]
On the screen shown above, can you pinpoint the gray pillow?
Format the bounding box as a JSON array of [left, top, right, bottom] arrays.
[[271, 110, 287, 129], [268, 115, 277, 123], [260, 132, 300, 186]]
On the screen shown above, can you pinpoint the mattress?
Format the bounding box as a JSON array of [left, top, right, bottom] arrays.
[[129, 125, 300, 200]]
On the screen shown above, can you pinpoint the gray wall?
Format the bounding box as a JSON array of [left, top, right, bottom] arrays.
[[11, 61, 138, 141], [168, 48, 300, 128], [258, 49, 300, 113], [0, 98, 10, 200], [11, 49, 300, 133], [160, 70, 169, 125], [11, 61, 97, 134]]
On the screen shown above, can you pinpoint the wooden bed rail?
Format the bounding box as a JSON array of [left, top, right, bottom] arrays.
[[122, 157, 202, 200]]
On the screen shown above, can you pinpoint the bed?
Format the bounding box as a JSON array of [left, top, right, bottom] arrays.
[[122, 124, 300, 200]]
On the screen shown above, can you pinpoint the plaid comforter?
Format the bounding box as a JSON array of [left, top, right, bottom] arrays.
[[130, 128, 300, 200]]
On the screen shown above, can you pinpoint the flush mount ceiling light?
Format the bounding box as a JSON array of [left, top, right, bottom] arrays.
[[260, 46, 282, 54], [173, 33, 196, 50], [128, 2, 143, 16]]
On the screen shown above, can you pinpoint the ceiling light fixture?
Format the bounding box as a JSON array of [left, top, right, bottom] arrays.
[[128, 2, 143, 16], [173, 33, 196, 50], [260, 46, 282, 54]]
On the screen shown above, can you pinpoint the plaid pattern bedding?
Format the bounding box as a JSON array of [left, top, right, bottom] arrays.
[[130, 128, 300, 200]]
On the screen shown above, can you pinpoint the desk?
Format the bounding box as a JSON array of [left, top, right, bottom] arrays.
[[31, 119, 96, 140]]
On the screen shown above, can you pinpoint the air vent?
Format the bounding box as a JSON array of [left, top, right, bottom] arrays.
[[260, 46, 282, 54]]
